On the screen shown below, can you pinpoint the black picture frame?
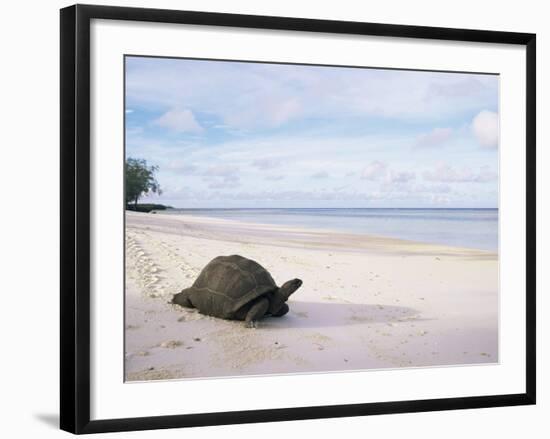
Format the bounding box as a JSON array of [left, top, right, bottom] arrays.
[[60, 4, 536, 434]]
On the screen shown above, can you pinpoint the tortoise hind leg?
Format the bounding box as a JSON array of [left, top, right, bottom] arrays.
[[244, 297, 269, 328], [171, 288, 195, 308]]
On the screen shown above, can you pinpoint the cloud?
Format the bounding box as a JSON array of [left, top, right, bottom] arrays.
[[311, 170, 329, 179], [208, 178, 240, 189], [251, 157, 281, 170], [153, 109, 204, 133], [416, 183, 452, 194], [201, 164, 241, 187], [125, 57, 499, 208], [197, 184, 455, 205], [266, 97, 302, 126], [206, 189, 373, 202], [127, 125, 497, 208], [202, 164, 239, 178], [379, 181, 450, 197], [414, 127, 453, 148], [427, 77, 486, 98], [385, 170, 416, 183], [224, 175, 240, 183], [429, 194, 451, 205], [423, 162, 497, 182], [166, 161, 198, 174], [361, 161, 388, 180], [362, 161, 415, 184], [126, 57, 499, 131], [265, 174, 284, 181], [125, 109, 134, 114], [472, 110, 498, 148]]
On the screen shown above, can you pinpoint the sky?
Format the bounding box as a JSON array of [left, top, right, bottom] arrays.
[[125, 56, 499, 208]]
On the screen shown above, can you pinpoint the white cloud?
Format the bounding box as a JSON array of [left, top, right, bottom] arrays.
[[126, 57, 499, 131], [429, 194, 451, 205], [206, 189, 375, 202], [166, 161, 198, 174], [311, 170, 329, 179], [153, 109, 203, 133], [127, 125, 497, 208], [427, 77, 485, 98], [155, 179, 497, 208], [379, 181, 450, 197], [201, 164, 241, 187], [208, 178, 240, 189], [423, 162, 497, 183], [414, 127, 453, 148], [251, 157, 281, 170], [361, 161, 388, 180], [416, 183, 451, 194], [266, 97, 302, 127], [472, 110, 498, 148], [265, 174, 284, 181], [202, 164, 239, 177], [125, 109, 134, 114], [385, 170, 416, 183]]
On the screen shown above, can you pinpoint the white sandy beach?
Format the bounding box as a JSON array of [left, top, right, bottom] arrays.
[[124, 210, 498, 381]]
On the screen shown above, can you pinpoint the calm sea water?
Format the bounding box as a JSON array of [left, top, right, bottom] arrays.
[[163, 208, 498, 251]]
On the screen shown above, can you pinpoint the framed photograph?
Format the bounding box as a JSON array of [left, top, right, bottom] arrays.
[[60, 4, 536, 434]]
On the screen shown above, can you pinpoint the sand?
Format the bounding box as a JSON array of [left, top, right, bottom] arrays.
[[124, 210, 498, 381]]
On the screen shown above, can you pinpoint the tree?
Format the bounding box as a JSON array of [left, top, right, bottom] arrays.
[[125, 158, 162, 209]]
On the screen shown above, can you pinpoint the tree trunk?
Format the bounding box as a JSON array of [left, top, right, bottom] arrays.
[[134, 196, 139, 210]]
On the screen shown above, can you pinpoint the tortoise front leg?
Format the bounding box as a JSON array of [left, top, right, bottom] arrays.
[[245, 297, 269, 328], [271, 303, 289, 317], [171, 288, 194, 308]]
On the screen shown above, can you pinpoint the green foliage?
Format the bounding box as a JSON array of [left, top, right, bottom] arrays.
[[125, 158, 161, 208]]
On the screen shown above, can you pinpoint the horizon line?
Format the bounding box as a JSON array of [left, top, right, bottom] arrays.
[[157, 206, 499, 210]]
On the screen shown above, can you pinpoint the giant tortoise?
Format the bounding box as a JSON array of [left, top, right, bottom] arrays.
[[171, 255, 302, 327]]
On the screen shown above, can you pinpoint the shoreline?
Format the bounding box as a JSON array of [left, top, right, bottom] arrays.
[[125, 210, 498, 381], [128, 210, 498, 257]]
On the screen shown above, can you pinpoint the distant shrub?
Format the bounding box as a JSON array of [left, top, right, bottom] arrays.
[[126, 203, 172, 213], [126, 158, 161, 208]]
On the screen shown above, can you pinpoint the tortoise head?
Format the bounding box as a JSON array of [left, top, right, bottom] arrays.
[[269, 278, 303, 314]]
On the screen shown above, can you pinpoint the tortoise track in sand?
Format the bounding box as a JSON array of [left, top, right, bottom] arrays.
[[126, 231, 163, 299], [154, 238, 201, 281], [126, 228, 202, 301]]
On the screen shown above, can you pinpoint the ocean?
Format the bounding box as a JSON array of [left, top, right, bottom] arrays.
[[162, 208, 498, 252]]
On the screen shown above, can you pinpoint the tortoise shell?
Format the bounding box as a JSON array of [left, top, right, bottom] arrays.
[[186, 255, 278, 318]]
